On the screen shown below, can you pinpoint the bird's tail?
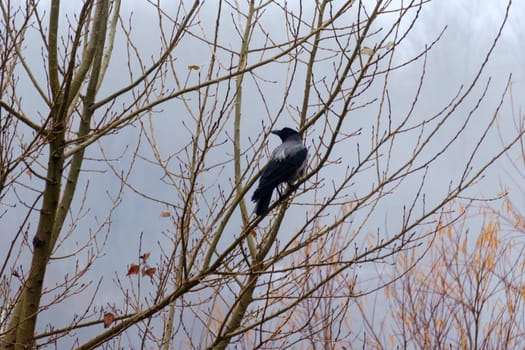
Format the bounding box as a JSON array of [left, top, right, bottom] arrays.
[[252, 187, 273, 216]]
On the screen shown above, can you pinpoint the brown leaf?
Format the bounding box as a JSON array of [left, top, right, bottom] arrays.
[[160, 211, 171, 218], [126, 264, 140, 276], [139, 252, 150, 263], [142, 266, 157, 278], [187, 65, 200, 70], [250, 229, 256, 237], [103, 312, 115, 328]]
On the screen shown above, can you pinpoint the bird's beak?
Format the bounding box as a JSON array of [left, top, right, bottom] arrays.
[[271, 130, 279, 136]]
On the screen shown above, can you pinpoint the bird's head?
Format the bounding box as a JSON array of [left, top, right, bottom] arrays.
[[271, 127, 300, 142]]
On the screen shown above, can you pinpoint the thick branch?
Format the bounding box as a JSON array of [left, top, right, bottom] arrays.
[[51, 0, 109, 249], [48, 0, 60, 98], [0, 100, 43, 133], [234, 0, 257, 257]]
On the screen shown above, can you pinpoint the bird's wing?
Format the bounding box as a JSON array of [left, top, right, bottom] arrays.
[[258, 145, 307, 189]]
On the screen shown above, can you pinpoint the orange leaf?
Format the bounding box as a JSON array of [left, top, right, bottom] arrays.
[[139, 252, 150, 262], [461, 238, 467, 255], [126, 264, 140, 276], [142, 266, 157, 278], [187, 65, 200, 70], [388, 333, 395, 347], [103, 312, 115, 328], [160, 211, 171, 218]]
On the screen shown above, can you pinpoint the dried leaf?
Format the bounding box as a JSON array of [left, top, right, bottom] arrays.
[[505, 198, 512, 214], [438, 318, 445, 329], [139, 252, 150, 262], [514, 216, 521, 229], [126, 264, 140, 276], [160, 211, 171, 218], [477, 222, 499, 249], [250, 229, 256, 237], [103, 312, 115, 328], [461, 238, 467, 256], [142, 266, 157, 278], [187, 65, 200, 70], [384, 41, 394, 50], [485, 254, 494, 271], [360, 46, 375, 56]]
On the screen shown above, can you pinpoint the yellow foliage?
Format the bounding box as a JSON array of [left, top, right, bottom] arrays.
[[438, 318, 445, 329], [485, 254, 494, 271], [460, 334, 467, 350], [514, 215, 522, 229], [415, 270, 425, 283], [384, 284, 391, 299], [389, 333, 395, 347], [437, 222, 445, 238], [461, 238, 467, 256], [424, 330, 430, 347], [476, 221, 499, 250], [504, 197, 512, 214], [458, 204, 466, 216], [472, 252, 481, 268]]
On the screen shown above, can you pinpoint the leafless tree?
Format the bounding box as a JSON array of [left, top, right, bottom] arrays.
[[0, 0, 520, 349]]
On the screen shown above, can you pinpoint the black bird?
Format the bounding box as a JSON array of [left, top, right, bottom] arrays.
[[252, 127, 308, 216]]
